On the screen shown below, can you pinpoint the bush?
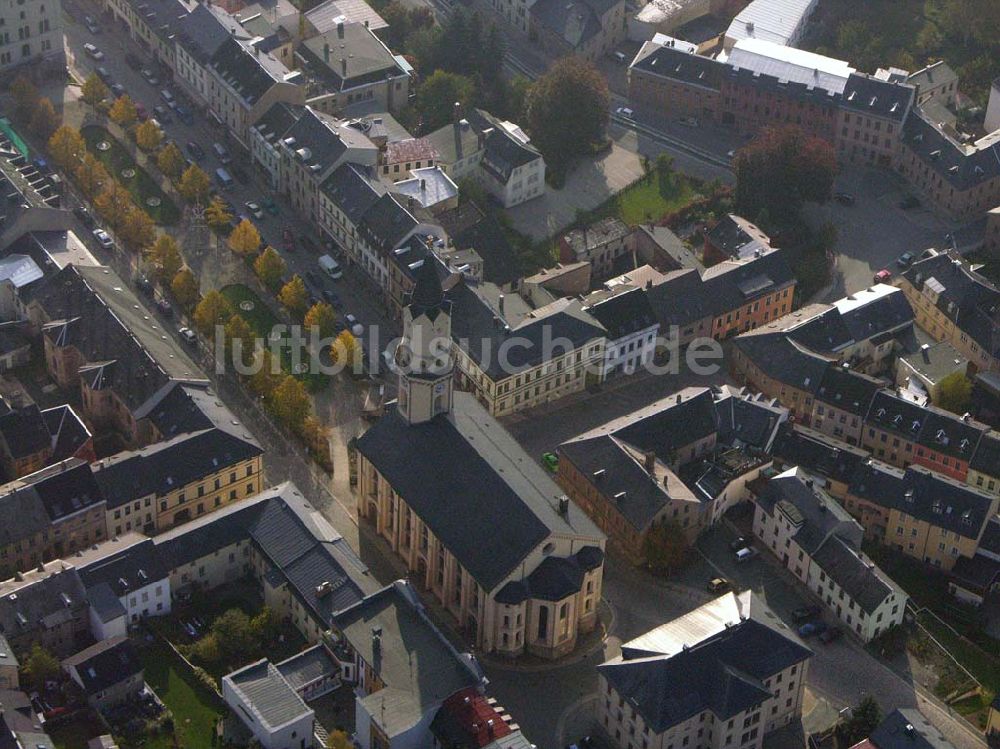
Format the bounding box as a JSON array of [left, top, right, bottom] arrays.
[[191, 665, 219, 694]]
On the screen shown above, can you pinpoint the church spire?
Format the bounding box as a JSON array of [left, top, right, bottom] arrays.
[[409, 258, 444, 316]]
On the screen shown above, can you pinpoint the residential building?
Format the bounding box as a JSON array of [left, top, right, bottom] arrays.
[[101, 0, 189, 69], [856, 708, 957, 749], [379, 137, 439, 182], [0, 400, 92, 481], [702, 214, 772, 266], [907, 62, 959, 108], [248, 101, 300, 190], [628, 39, 724, 123], [173, 2, 246, 107], [0, 636, 18, 690], [529, 0, 626, 61], [62, 637, 143, 711], [222, 659, 316, 749], [427, 109, 545, 208], [0, 560, 88, 657], [984, 205, 1000, 260], [895, 251, 1000, 374], [558, 386, 785, 563], [391, 167, 459, 215], [598, 590, 811, 749], [810, 366, 883, 446], [845, 461, 997, 571], [558, 218, 633, 280], [752, 467, 907, 641], [0, 689, 54, 749], [771, 423, 870, 500], [949, 517, 1000, 607], [583, 287, 658, 378], [353, 264, 606, 659], [430, 687, 534, 749], [836, 72, 914, 167], [76, 537, 172, 625], [331, 580, 490, 749], [723, 0, 818, 49], [895, 342, 968, 404], [967, 431, 1000, 496], [0, 0, 64, 73]]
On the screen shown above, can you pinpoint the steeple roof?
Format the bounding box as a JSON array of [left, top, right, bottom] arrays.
[[411, 257, 443, 310]]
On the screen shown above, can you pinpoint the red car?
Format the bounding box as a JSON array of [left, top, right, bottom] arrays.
[[135, 103, 148, 121], [873, 269, 892, 283]]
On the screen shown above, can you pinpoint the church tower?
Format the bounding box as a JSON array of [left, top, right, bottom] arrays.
[[396, 259, 453, 425]]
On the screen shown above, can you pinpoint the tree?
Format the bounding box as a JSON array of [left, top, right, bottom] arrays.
[[838, 696, 882, 747], [525, 57, 609, 174], [937, 371, 974, 414], [304, 302, 337, 338], [330, 330, 361, 372], [327, 731, 352, 749], [210, 609, 257, 662], [643, 519, 689, 575], [254, 246, 286, 290], [278, 275, 308, 317], [135, 120, 163, 152], [248, 349, 281, 397], [119, 207, 155, 251], [48, 125, 85, 171], [21, 645, 59, 691], [108, 95, 138, 128], [178, 164, 211, 205], [190, 633, 222, 665], [157, 142, 185, 179], [94, 182, 134, 231], [75, 153, 110, 199], [225, 313, 256, 368], [250, 607, 280, 643], [81, 72, 109, 111], [146, 234, 182, 282], [228, 218, 262, 256], [414, 70, 475, 133], [9, 74, 38, 123], [204, 195, 233, 230], [171, 267, 199, 310], [268, 375, 312, 431], [193, 289, 234, 336], [30, 97, 60, 142], [734, 125, 837, 225]]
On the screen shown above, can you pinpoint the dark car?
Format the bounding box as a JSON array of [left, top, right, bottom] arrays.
[[282, 228, 295, 252], [791, 605, 822, 624], [96, 66, 113, 84], [322, 288, 342, 308], [73, 205, 95, 228], [818, 626, 843, 644], [834, 192, 855, 206], [299, 234, 318, 252], [896, 251, 915, 268], [156, 298, 173, 317], [135, 276, 154, 297], [798, 621, 828, 638], [729, 536, 750, 552], [110, 83, 126, 98], [152, 105, 173, 123], [174, 105, 194, 125], [305, 270, 321, 287], [186, 141, 205, 161], [125, 52, 143, 70]]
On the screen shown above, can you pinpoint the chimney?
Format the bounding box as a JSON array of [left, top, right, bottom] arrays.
[[675, 393, 682, 404], [364, 19, 369, 27], [644, 450, 655, 472], [341, 57, 347, 76], [337, 20, 344, 37], [420, 178, 426, 190], [498, 294, 505, 314], [372, 626, 382, 654], [558, 496, 570, 515], [323, 43, 330, 63], [453, 101, 462, 124]]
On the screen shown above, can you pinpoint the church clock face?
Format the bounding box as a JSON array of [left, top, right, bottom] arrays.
[[396, 343, 412, 369]]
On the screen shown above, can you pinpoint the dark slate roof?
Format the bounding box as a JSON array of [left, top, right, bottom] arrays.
[[630, 42, 725, 90], [866, 390, 931, 439], [810, 534, 895, 614], [0, 567, 87, 643], [848, 463, 995, 540], [529, 0, 604, 48], [354, 393, 602, 590], [77, 539, 167, 596], [465, 110, 541, 182], [42, 406, 91, 463], [901, 109, 1000, 192], [814, 367, 882, 416], [516, 548, 602, 602], [913, 408, 986, 459], [175, 3, 244, 64], [646, 269, 706, 328], [210, 37, 287, 106], [298, 24, 404, 92], [21, 459, 104, 522], [92, 427, 262, 510], [713, 389, 786, 451], [840, 73, 914, 123], [899, 253, 1000, 359], [586, 287, 657, 340], [835, 289, 914, 344], [0, 485, 49, 551], [437, 202, 519, 287], [732, 332, 833, 394], [870, 709, 956, 749], [704, 214, 771, 259], [358, 193, 417, 253], [725, 65, 842, 109], [0, 404, 50, 460], [772, 424, 868, 486], [253, 101, 301, 144], [63, 637, 141, 695], [755, 469, 860, 555], [950, 553, 1000, 594], [320, 162, 383, 226], [612, 388, 718, 462], [599, 618, 810, 732], [281, 108, 366, 176], [980, 517, 1000, 556]]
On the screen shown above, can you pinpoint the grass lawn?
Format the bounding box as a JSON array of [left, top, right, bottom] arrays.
[[80, 125, 180, 225], [616, 173, 701, 226], [140, 639, 223, 749]]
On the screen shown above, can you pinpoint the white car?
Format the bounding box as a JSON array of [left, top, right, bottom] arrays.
[[244, 201, 263, 220], [178, 327, 197, 345], [616, 106, 634, 119], [83, 43, 104, 61], [92, 228, 113, 249], [345, 313, 363, 337]]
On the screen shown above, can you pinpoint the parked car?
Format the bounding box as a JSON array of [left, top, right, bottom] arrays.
[[797, 621, 828, 638], [729, 536, 750, 552], [707, 577, 730, 593], [125, 52, 142, 70], [156, 298, 173, 317], [299, 234, 318, 252], [186, 141, 205, 161], [873, 269, 892, 283], [263, 198, 279, 216], [231, 164, 249, 184], [73, 205, 95, 228], [615, 106, 634, 118], [84, 15, 100, 33], [791, 605, 822, 624], [83, 43, 104, 60], [160, 89, 176, 108], [135, 103, 148, 121], [818, 626, 843, 644], [141, 68, 160, 86], [174, 105, 194, 125], [896, 251, 915, 268], [322, 288, 341, 307], [834, 192, 855, 206], [92, 228, 114, 249], [542, 452, 559, 471], [178, 327, 197, 345], [110, 83, 126, 98], [152, 105, 172, 123], [734, 547, 758, 563], [96, 66, 113, 84], [135, 276, 154, 297], [345, 313, 363, 336], [245, 200, 263, 219]]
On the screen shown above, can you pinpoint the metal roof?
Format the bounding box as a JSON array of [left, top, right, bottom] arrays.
[[726, 38, 854, 95], [725, 0, 818, 46]]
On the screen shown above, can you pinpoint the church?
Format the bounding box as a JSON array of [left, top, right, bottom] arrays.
[[353, 261, 606, 660]]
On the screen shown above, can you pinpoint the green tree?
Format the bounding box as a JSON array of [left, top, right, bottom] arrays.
[[838, 696, 882, 747], [146, 234, 183, 282], [734, 124, 837, 226], [936, 371, 974, 414], [250, 607, 280, 643], [193, 289, 234, 336], [178, 164, 211, 205], [210, 609, 257, 662], [303, 302, 337, 338], [21, 645, 59, 691], [525, 57, 609, 174], [249, 349, 281, 397], [157, 142, 185, 179], [414, 70, 475, 133], [108, 95, 137, 128], [228, 219, 262, 256], [171, 267, 199, 310], [30, 97, 60, 142], [330, 330, 361, 372], [119, 207, 155, 251], [9, 74, 38, 122], [94, 182, 134, 231], [278, 275, 308, 316], [642, 519, 689, 575], [204, 195, 234, 230], [225, 314, 256, 368], [81, 72, 109, 111], [190, 633, 222, 665], [254, 246, 286, 290], [327, 730, 352, 749], [135, 120, 163, 152], [75, 153, 110, 199], [268, 375, 312, 431], [48, 125, 86, 171]]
